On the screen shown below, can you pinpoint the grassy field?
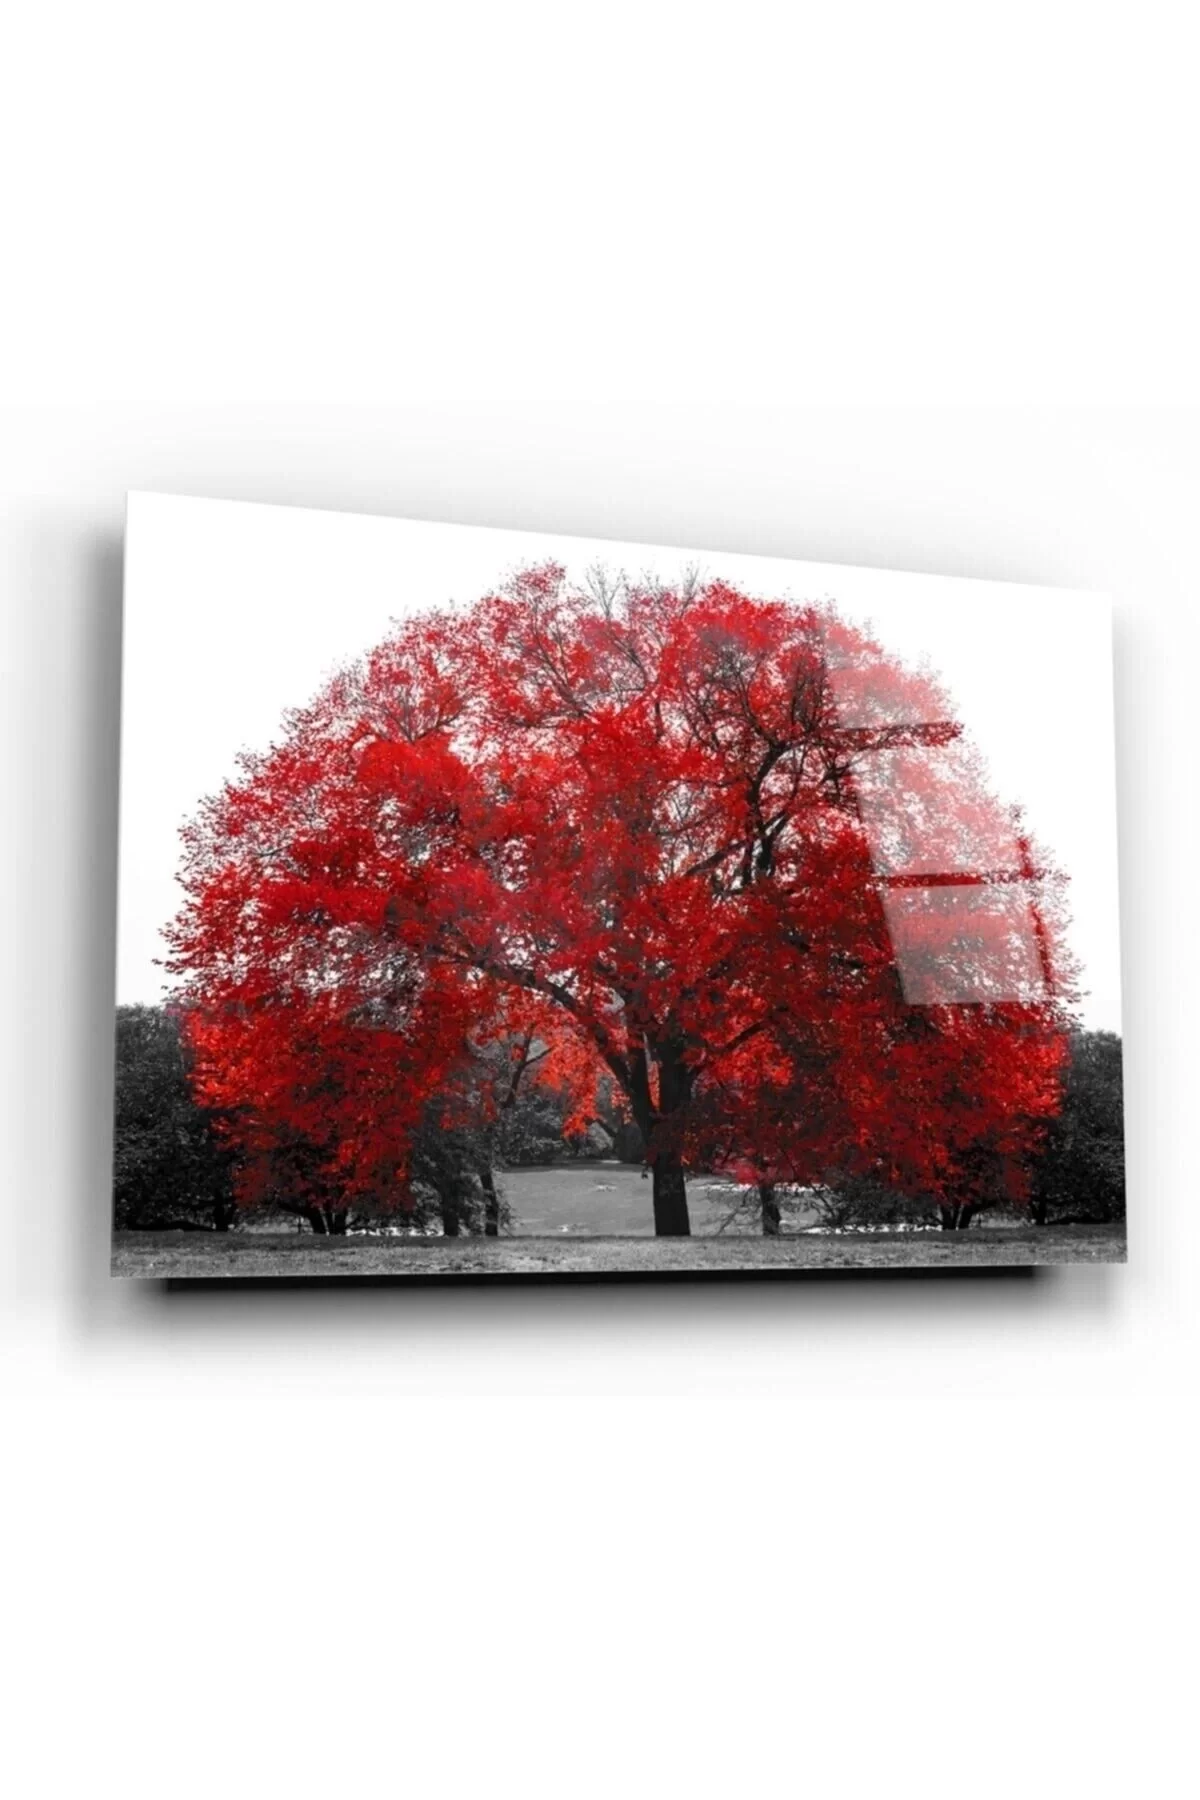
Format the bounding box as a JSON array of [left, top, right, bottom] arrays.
[[499, 1164, 778, 1235], [112, 1221, 1126, 1279], [111, 1163, 1125, 1278]]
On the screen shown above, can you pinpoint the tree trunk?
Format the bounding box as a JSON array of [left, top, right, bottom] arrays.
[[440, 1192, 461, 1237], [481, 1166, 500, 1237], [327, 1208, 349, 1235], [939, 1203, 976, 1231], [306, 1204, 329, 1235], [759, 1182, 781, 1236], [651, 1149, 691, 1236], [631, 1037, 694, 1237], [1031, 1196, 1048, 1228]]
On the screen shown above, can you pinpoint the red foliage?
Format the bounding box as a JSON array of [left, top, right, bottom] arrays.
[[167, 566, 1075, 1232]]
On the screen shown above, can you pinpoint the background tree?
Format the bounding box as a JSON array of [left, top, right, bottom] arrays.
[[407, 1110, 509, 1237], [496, 1086, 571, 1166], [1027, 1030, 1125, 1225], [113, 1005, 237, 1231], [408, 1002, 580, 1234], [807, 1174, 930, 1233]]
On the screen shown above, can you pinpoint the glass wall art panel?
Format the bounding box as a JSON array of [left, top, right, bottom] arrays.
[[112, 495, 1125, 1278]]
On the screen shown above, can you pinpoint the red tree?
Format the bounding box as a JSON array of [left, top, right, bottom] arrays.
[[167, 566, 1073, 1235]]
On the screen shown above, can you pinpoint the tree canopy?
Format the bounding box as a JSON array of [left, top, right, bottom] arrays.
[[167, 566, 1075, 1234]]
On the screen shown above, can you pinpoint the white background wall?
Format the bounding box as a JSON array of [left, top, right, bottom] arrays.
[[2, 6, 1198, 1799]]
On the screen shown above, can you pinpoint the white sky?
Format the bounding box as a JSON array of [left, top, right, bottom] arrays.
[[118, 493, 1122, 1030]]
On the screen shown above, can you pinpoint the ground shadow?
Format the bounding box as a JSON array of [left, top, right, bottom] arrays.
[[168, 1262, 1040, 1293]]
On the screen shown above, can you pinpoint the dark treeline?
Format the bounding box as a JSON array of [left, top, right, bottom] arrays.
[[113, 1006, 238, 1232], [1026, 1029, 1125, 1226], [112, 1008, 1124, 1235]]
